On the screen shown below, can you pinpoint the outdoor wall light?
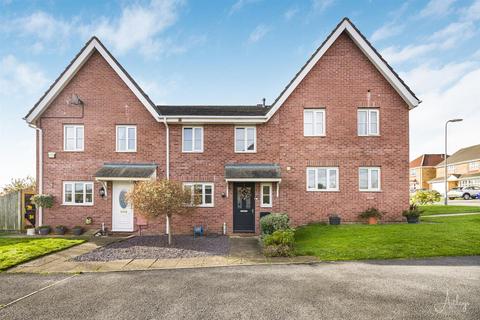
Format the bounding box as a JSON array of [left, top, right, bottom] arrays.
[[221, 192, 226, 198], [99, 187, 106, 198]]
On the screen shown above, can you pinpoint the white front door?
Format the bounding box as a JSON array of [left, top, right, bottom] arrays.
[[112, 181, 134, 232]]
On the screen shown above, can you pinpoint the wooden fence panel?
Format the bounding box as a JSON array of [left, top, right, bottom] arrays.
[[0, 191, 21, 231]]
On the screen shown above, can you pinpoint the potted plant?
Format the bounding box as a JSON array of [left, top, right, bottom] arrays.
[[26, 226, 36, 236], [37, 225, 51, 235], [55, 225, 67, 235], [358, 208, 384, 225], [31, 194, 54, 209], [402, 204, 422, 224], [72, 226, 83, 236], [328, 214, 341, 225]]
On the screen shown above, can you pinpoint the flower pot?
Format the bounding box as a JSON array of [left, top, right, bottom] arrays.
[[406, 216, 419, 224], [55, 227, 66, 235], [72, 227, 83, 236], [329, 216, 341, 225], [38, 227, 50, 235], [26, 228, 36, 236], [368, 217, 378, 225]]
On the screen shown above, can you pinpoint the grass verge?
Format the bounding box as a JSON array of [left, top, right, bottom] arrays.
[[420, 205, 480, 216], [294, 215, 480, 261]]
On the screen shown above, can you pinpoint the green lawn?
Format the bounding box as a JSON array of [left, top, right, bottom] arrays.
[[0, 238, 84, 271], [420, 205, 480, 216], [294, 215, 480, 261]]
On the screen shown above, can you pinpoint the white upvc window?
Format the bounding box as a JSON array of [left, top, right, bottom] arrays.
[[116, 125, 137, 152], [410, 168, 417, 176], [359, 167, 381, 191], [261, 183, 272, 207], [182, 127, 203, 152], [469, 161, 479, 171], [63, 181, 94, 205], [183, 183, 214, 207], [447, 165, 455, 174], [358, 109, 379, 136], [64, 125, 84, 151], [235, 126, 256, 153], [304, 109, 325, 136], [306, 167, 339, 191]]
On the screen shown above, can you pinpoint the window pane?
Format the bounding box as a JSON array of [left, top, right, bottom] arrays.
[[358, 111, 367, 135], [204, 185, 212, 204], [315, 111, 324, 135], [128, 127, 136, 150], [328, 169, 337, 189], [75, 183, 84, 203], [85, 183, 93, 203], [247, 128, 255, 151], [235, 128, 245, 151], [66, 138, 75, 150], [128, 138, 135, 150], [307, 169, 315, 189], [359, 169, 368, 189], [194, 128, 202, 151], [317, 169, 327, 190], [118, 139, 126, 151], [371, 169, 379, 189], [262, 185, 270, 205], [118, 127, 126, 151], [194, 184, 202, 205], [369, 111, 378, 134], [118, 127, 126, 140], [183, 128, 193, 151], [304, 111, 314, 135], [65, 184, 72, 203]]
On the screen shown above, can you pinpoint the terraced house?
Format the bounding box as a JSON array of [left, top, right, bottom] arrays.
[[24, 18, 420, 234]]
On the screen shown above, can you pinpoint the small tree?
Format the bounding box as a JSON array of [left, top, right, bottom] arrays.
[[1, 176, 36, 195], [127, 180, 197, 245], [411, 190, 441, 205]]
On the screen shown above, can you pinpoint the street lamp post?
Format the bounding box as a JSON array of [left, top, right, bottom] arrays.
[[444, 119, 463, 205]]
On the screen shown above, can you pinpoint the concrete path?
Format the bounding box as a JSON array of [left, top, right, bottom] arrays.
[[8, 236, 317, 274], [1, 256, 479, 320], [425, 212, 480, 218]]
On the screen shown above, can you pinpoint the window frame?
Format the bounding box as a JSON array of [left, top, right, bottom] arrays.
[[469, 161, 479, 171], [303, 109, 326, 137], [447, 165, 455, 174], [306, 167, 339, 192], [116, 125, 137, 153], [359, 167, 381, 192], [357, 108, 380, 136], [260, 183, 273, 207], [63, 124, 84, 152], [183, 182, 214, 207], [234, 126, 257, 153], [63, 181, 94, 206], [182, 126, 204, 153]]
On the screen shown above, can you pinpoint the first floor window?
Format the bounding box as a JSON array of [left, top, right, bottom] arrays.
[[304, 109, 325, 136], [63, 182, 93, 205], [307, 167, 339, 191], [447, 165, 455, 174], [261, 183, 272, 207], [64, 125, 84, 151], [359, 167, 381, 191], [116, 125, 136, 152], [469, 161, 479, 171], [183, 127, 203, 152], [358, 109, 379, 136], [235, 126, 256, 152], [183, 183, 214, 207]]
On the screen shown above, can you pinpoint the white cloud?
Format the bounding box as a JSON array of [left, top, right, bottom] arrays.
[[229, 0, 261, 15], [0, 55, 47, 96], [419, 0, 457, 18], [284, 7, 299, 21], [430, 21, 476, 49], [312, 0, 335, 12], [248, 24, 270, 44], [371, 23, 404, 42], [381, 44, 436, 64], [459, 0, 480, 21]]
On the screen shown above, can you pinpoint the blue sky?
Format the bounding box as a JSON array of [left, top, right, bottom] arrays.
[[1, 0, 480, 188]]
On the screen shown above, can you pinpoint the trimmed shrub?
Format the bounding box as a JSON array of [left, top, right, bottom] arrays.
[[262, 229, 295, 257], [31, 194, 54, 208], [260, 213, 290, 235], [358, 207, 384, 219], [402, 204, 423, 218], [411, 190, 441, 205]]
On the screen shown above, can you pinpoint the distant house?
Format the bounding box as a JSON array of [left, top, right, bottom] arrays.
[[409, 154, 445, 191], [428, 144, 480, 195]]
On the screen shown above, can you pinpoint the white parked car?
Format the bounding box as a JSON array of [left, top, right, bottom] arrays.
[[447, 186, 480, 200]]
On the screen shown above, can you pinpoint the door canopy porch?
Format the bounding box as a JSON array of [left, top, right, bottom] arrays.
[[224, 163, 281, 182], [94, 163, 157, 181]]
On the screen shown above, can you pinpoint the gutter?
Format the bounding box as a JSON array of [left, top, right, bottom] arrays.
[[28, 123, 43, 227], [161, 116, 170, 180]]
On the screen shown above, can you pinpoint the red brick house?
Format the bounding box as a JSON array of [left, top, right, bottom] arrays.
[[24, 18, 420, 234]]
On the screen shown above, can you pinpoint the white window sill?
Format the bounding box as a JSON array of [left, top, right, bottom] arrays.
[[235, 151, 257, 154], [62, 203, 94, 206], [303, 134, 326, 137], [260, 205, 272, 208], [116, 150, 137, 153], [197, 205, 214, 208], [357, 134, 380, 137], [307, 189, 340, 192], [359, 190, 382, 192], [182, 150, 204, 153], [63, 150, 84, 152]]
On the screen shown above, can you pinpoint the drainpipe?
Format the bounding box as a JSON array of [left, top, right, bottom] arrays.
[[161, 116, 170, 235], [28, 123, 43, 227]]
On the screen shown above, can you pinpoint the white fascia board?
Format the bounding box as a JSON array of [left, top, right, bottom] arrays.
[[26, 38, 159, 123], [265, 19, 419, 121]]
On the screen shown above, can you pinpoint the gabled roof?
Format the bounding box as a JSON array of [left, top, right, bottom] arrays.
[[264, 17, 420, 121], [410, 154, 446, 168], [156, 105, 270, 117], [437, 144, 480, 167], [24, 37, 159, 124]]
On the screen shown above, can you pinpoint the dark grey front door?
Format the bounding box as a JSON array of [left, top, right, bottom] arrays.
[[233, 183, 255, 232]]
